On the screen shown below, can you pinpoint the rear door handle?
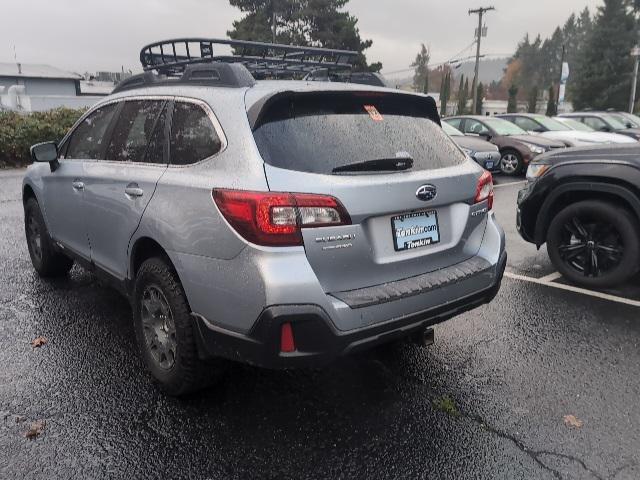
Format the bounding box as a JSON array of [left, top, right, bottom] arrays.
[[125, 183, 144, 198], [72, 180, 85, 191]]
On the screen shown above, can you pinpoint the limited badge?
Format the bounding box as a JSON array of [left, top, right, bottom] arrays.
[[364, 105, 384, 121]]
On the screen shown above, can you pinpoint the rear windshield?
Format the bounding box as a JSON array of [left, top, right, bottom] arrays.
[[252, 92, 465, 174]]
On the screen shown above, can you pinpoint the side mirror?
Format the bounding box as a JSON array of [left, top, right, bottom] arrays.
[[599, 126, 611, 132], [30, 141, 59, 171], [478, 131, 492, 140]]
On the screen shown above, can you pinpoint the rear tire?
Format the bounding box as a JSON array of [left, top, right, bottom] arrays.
[[133, 257, 225, 396], [546, 200, 640, 288], [499, 149, 523, 176], [24, 198, 73, 277]]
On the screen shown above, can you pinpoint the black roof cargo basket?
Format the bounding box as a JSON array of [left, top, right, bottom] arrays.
[[112, 38, 360, 93], [140, 38, 358, 78]]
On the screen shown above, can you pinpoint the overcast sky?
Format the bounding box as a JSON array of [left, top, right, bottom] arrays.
[[2, 0, 602, 77]]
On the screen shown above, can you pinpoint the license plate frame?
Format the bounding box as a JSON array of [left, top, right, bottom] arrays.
[[391, 209, 441, 252]]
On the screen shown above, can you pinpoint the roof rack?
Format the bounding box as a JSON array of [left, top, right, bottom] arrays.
[[112, 63, 256, 94], [111, 38, 361, 94], [139, 38, 359, 78]]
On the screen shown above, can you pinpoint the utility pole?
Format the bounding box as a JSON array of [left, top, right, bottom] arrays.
[[469, 6, 494, 115], [630, 46, 640, 113]]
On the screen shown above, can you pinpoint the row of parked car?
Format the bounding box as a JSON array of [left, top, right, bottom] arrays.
[[443, 111, 640, 176]]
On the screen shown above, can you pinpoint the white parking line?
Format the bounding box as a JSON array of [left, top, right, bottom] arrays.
[[504, 271, 640, 307], [494, 180, 527, 189], [538, 271, 563, 282]]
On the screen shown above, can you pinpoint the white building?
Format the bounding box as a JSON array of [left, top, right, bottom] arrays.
[[0, 63, 105, 112]]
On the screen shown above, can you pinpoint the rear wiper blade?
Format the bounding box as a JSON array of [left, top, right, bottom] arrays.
[[332, 157, 414, 174]]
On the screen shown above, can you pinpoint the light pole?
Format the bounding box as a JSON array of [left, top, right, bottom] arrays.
[[271, 0, 277, 43], [629, 46, 640, 113]]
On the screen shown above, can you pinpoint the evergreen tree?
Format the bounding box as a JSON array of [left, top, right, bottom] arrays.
[[528, 85, 539, 113], [507, 84, 519, 113], [457, 75, 466, 114], [227, 0, 381, 71], [571, 0, 636, 110], [463, 78, 469, 112], [501, 8, 593, 102], [441, 72, 451, 116], [546, 85, 558, 116], [476, 82, 484, 115], [411, 44, 430, 93]]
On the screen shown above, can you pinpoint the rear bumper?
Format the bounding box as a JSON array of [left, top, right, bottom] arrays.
[[193, 251, 507, 369]]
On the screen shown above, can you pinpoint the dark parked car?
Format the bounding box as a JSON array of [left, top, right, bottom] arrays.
[[444, 116, 565, 175], [558, 112, 640, 140], [517, 144, 640, 287], [442, 121, 500, 171]]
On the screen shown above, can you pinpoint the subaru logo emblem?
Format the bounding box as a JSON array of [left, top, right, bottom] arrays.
[[416, 184, 437, 202]]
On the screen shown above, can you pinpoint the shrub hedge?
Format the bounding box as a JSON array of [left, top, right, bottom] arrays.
[[0, 108, 86, 168]]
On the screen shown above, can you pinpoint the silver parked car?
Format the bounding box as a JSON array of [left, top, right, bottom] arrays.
[[23, 39, 506, 395]]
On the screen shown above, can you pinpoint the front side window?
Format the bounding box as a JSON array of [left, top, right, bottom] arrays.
[[583, 117, 607, 131], [170, 102, 222, 165], [106, 100, 166, 163], [464, 119, 490, 135], [602, 114, 628, 130], [65, 104, 117, 159]]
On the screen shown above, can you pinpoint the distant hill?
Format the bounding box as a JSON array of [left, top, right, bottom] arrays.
[[386, 57, 508, 90], [451, 57, 508, 84]]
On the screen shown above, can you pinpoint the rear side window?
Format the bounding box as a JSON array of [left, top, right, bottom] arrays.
[[66, 104, 117, 159], [445, 118, 462, 130], [252, 93, 465, 174], [169, 102, 222, 165], [106, 100, 166, 163]]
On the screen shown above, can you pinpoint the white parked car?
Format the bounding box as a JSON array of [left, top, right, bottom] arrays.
[[497, 113, 637, 146], [553, 116, 638, 144]]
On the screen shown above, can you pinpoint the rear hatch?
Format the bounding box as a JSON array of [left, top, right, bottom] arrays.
[[250, 90, 488, 293]]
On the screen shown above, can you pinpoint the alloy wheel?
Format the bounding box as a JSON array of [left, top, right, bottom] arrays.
[[27, 214, 42, 263], [141, 285, 177, 370], [500, 153, 519, 174], [557, 216, 624, 278]]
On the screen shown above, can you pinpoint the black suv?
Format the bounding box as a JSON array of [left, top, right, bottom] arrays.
[[517, 144, 640, 287]]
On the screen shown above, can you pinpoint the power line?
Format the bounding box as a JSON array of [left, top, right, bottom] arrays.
[[382, 41, 480, 76]]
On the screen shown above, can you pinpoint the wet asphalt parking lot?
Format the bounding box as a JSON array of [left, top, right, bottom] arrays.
[[1, 169, 640, 480]]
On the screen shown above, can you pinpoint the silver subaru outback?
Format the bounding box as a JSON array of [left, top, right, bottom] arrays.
[[23, 41, 505, 395]]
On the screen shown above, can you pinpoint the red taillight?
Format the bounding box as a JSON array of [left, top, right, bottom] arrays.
[[280, 322, 296, 353], [474, 171, 494, 210], [212, 189, 351, 246]]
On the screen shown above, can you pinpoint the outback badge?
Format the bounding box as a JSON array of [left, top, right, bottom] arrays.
[[416, 184, 437, 202]]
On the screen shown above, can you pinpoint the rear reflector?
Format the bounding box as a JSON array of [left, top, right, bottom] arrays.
[[280, 323, 296, 353], [474, 171, 494, 210], [213, 189, 351, 246]]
